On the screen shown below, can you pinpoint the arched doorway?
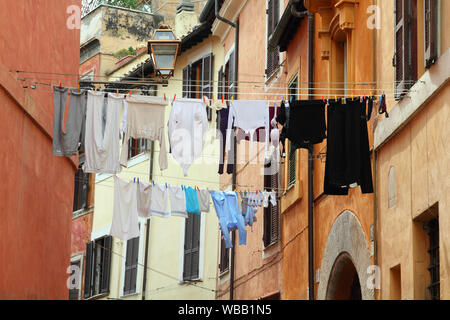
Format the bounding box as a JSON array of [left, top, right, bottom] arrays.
[[326, 252, 362, 300], [316, 210, 374, 300]]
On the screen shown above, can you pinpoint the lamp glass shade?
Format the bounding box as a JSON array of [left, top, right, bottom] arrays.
[[151, 44, 178, 69], [154, 30, 176, 40]]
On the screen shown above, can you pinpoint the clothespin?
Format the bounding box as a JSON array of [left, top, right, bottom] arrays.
[[289, 96, 293, 103], [282, 96, 285, 103], [149, 179, 152, 184], [59, 82, 62, 89], [203, 96, 205, 103], [77, 82, 80, 92], [94, 86, 97, 93], [173, 94, 176, 103], [165, 182, 168, 189], [137, 178, 139, 183], [335, 94, 337, 101], [164, 93, 167, 101], [134, 177, 136, 183], [116, 89, 119, 97], [274, 96, 277, 105], [222, 95, 224, 104], [231, 96, 234, 104], [212, 95, 215, 104], [129, 90, 132, 97]]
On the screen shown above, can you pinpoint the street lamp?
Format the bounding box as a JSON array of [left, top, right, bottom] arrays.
[[148, 25, 181, 79]]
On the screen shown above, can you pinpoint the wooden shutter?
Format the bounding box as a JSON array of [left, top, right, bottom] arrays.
[[266, 0, 280, 76], [84, 241, 94, 299], [202, 54, 213, 121], [216, 66, 224, 131], [288, 143, 296, 187], [130, 236, 139, 293], [183, 213, 201, 280], [270, 172, 279, 244], [424, 0, 438, 68], [219, 233, 229, 273], [394, 0, 418, 100], [100, 235, 112, 294], [183, 213, 193, 281], [263, 164, 271, 247], [228, 51, 236, 98], [123, 237, 133, 295]]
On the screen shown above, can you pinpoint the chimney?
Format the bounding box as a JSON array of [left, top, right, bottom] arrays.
[[175, 0, 198, 39]]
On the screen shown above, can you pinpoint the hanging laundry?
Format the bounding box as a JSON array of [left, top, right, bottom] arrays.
[[226, 100, 270, 153], [185, 186, 201, 215], [52, 87, 87, 157], [110, 176, 140, 241], [285, 100, 326, 150], [120, 95, 167, 170], [244, 205, 257, 227], [168, 186, 188, 218], [324, 98, 374, 195], [197, 189, 210, 213], [83, 92, 122, 174], [150, 183, 170, 218], [137, 181, 152, 219], [168, 98, 209, 176], [261, 190, 277, 208], [276, 101, 290, 156], [217, 106, 231, 175], [210, 191, 233, 249], [224, 191, 247, 246]]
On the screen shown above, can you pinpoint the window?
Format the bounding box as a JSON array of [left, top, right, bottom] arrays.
[[182, 53, 214, 121], [84, 236, 112, 299], [183, 213, 201, 281], [394, 0, 418, 100], [424, 0, 438, 68], [287, 75, 298, 188], [128, 138, 149, 159], [263, 162, 279, 247], [390, 264, 402, 299], [68, 256, 83, 300], [219, 231, 230, 274], [123, 235, 140, 295], [73, 161, 89, 215], [424, 217, 440, 300], [266, 0, 280, 77]]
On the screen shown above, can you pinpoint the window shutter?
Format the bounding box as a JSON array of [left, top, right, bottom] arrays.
[[202, 54, 213, 121], [266, 0, 280, 76], [130, 236, 139, 293], [191, 214, 201, 279], [216, 66, 224, 131], [288, 143, 296, 187], [263, 164, 271, 247], [183, 213, 193, 281], [228, 51, 236, 98], [123, 237, 133, 295], [270, 172, 279, 243], [100, 235, 112, 294], [81, 171, 89, 210], [84, 241, 94, 299], [424, 0, 438, 68], [394, 0, 405, 99]]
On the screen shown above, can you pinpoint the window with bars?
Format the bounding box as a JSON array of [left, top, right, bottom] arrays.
[[123, 234, 140, 296], [182, 53, 214, 121], [424, 218, 440, 300], [263, 163, 279, 247], [183, 212, 201, 281], [394, 0, 418, 100], [84, 236, 112, 299], [266, 0, 280, 77]]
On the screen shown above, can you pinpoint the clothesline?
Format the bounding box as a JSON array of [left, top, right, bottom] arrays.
[[22, 86, 408, 101], [11, 69, 422, 85], [18, 77, 418, 94]]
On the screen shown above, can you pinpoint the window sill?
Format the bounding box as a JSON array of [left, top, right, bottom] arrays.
[[85, 292, 110, 300], [120, 292, 140, 299], [72, 207, 94, 220], [263, 240, 280, 259], [218, 269, 230, 278], [180, 278, 203, 285], [265, 67, 281, 85]]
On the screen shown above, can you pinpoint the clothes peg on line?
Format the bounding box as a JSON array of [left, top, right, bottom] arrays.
[[116, 89, 119, 97], [164, 93, 167, 101], [173, 94, 176, 103], [59, 82, 62, 89], [134, 177, 136, 183], [129, 90, 132, 97]]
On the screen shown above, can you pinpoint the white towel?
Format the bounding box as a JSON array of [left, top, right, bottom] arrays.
[[110, 176, 140, 241], [137, 181, 152, 218], [150, 183, 170, 218], [169, 186, 188, 218]]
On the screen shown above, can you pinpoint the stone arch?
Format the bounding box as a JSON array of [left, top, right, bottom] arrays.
[[317, 210, 374, 300]]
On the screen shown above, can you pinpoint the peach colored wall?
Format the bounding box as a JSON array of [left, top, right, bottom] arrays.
[[376, 85, 450, 300]]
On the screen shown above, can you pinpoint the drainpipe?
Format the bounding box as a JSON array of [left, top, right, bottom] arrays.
[[307, 12, 315, 301], [142, 141, 155, 300], [215, 0, 238, 301]]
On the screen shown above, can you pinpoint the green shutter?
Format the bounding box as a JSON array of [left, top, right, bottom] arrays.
[[100, 236, 112, 294], [83, 241, 93, 299]]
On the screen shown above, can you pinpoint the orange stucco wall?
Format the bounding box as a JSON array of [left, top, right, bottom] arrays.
[[282, 0, 376, 300], [0, 0, 81, 299]]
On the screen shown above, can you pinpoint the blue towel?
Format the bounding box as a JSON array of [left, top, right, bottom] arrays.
[[185, 187, 200, 215]]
